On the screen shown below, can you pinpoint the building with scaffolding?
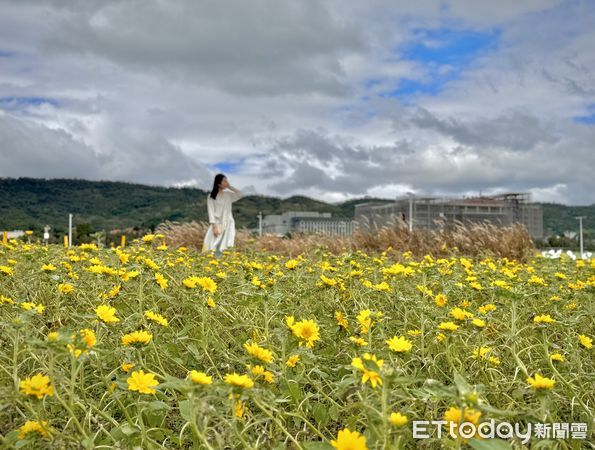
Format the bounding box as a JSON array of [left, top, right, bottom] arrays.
[[354, 193, 543, 238], [262, 211, 354, 237]]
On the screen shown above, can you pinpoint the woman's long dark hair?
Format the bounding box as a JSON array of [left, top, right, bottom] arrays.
[[210, 174, 226, 199]]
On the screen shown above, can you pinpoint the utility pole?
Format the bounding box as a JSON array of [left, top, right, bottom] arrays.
[[575, 216, 585, 258], [68, 214, 73, 248], [258, 211, 263, 237]]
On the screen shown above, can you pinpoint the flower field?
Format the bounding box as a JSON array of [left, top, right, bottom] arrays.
[[0, 236, 593, 449]]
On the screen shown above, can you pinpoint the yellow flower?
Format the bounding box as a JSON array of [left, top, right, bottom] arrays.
[[58, 283, 75, 294], [121, 362, 135, 373], [96, 304, 120, 323], [285, 259, 299, 269], [349, 336, 368, 346], [182, 275, 220, 292], [19, 374, 54, 399], [20, 302, 45, 314], [320, 274, 337, 286], [578, 334, 593, 349], [67, 329, 96, 357], [356, 309, 373, 334], [386, 336, 413, 353], [478, 303, 496, 314], [469, 281, 483, 291], [189, 370, 213, 385], [407, 329, 422, 336], [47, 331, 59, 341], [449, 307, 474, 321], [251, 275, 263, 288], [528, 275, 547, 286], [154, 272, 168, 290], [233, 397, 245, 418], [41, 264, 56, 272], [145, 310, 169, 327], [335, 311, 349, 329], [127, 370, 159, 394], [249, 365, 265, 376], [79, 328, 97, 348], [18, 420, 50, 439], [491, 279, 511, 290], [121, 330, 153, 346], [286, 355, 300, 367], [372, 281, 391, 292], [534, 314, 555, 324], [224, 373, 254, 389], [443, 406, 482, 439], [331, 428, 368, 450], [444, 406, 482, 424], [438, 321, 459, 331], [435, 293, 447, 307], [289, 319, 321, 348], [243, 341, 274, 363], [527, 373, 555, 390], [550, 353, 565, 362], [389, 412, 408, 426], [472, 347, 500, 365], [471, 318, 485, 328], [351, 354, 383, 388], [206, 297, 216, 308], [197, 276, 218, 292], [0, 265, 14, 276], [263, 370, 275, 383]]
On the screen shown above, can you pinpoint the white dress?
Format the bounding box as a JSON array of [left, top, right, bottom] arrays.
[[202, 190, 242, 253]]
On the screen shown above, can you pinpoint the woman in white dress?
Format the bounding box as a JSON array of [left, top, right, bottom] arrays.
[[202, 174, 242, 257]]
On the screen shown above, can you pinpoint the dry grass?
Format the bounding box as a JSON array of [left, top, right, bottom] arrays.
[[156, 216, 535, 261]]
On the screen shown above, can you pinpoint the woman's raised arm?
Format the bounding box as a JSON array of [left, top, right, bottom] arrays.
[[227, 186, 242, 203]]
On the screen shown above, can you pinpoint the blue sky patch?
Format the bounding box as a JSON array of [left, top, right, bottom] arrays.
[[401, 27, 500, 66], [0, 96, 59, 109], [574, 104, 595, 124], [376, 26, 500, 100], [209, 159, 244, 174]]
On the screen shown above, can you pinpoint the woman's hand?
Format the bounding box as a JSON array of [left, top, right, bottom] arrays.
[[213, 223, 222, 237]]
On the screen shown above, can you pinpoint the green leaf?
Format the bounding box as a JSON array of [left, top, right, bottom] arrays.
[[111, 423, 139, 441], [312, 402, 329, 427], [178, 399, 192, 422], [285, 379, 303, 403], [302, 442, 332, 450], [453, 371, 471, 396], [329, 404, 339, 421], [469, 438, 513, 450]]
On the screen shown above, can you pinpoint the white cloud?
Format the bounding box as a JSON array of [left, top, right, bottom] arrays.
[[0, 0, 594, 205]]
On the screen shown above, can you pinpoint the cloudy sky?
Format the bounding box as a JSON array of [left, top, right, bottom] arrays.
[[1, 0, 594, 205]]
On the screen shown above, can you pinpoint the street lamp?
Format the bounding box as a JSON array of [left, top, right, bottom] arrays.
[[575, 216, 585, 259], [406, 192, 415, 232], [68, 213, 73, 248], [258, 211, 263, 237]]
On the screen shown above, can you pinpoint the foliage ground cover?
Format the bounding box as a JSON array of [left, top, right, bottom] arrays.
[[0, 236, 593, 449]]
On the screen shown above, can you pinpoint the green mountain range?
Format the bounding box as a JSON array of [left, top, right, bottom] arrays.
[[1, 178, 593, 244]]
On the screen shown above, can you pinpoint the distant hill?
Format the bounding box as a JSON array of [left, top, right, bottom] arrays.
[[0, 177, 388, 234], [1, 178, 593, 242]]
